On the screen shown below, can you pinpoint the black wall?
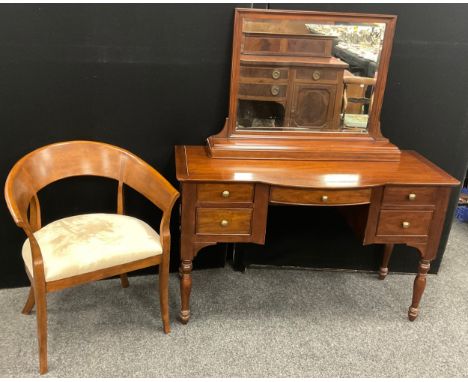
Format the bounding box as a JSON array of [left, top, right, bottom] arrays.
[[0, 4, 467, 288]]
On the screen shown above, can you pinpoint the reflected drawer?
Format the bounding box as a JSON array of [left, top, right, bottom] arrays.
[[196, 208, 253, 235], [376, 210, 433, 237], [197, 183, 254, 203], [239, 83, 287, 99], [295, 68, 340, 82], [382, 186, 437, 207], [240, 66, 289, 81], [270, 187, 372, 205], [242, 34, 333, 57]]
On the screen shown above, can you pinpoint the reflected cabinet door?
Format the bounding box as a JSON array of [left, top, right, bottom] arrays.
[[289, 83, 338, 130]]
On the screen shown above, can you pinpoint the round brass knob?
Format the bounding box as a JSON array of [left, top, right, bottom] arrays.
[[408, 193, 416, 201], [321, 195, 329, 202], [222, 190, 230, 198], [270, 85, 280, 96], [220, 219, 229, 227], [312, 70, 321, 81], [271, 69, 281, 80], [402, 221, 411, 229]]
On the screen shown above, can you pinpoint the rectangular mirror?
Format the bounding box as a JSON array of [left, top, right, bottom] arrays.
[[237, 18, 386, 133], [207, 9, 400, 161]]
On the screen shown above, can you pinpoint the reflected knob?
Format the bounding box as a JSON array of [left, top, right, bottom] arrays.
[[270, 85, 280, 96], [312, 70, 321, 80], [220, 219, 229, 227], [222, 190, 230, 198], [321, 195, 329, 202], [272, 69, 281, 79], [402, 221, 411, 229], [408, 193, 416, 201]]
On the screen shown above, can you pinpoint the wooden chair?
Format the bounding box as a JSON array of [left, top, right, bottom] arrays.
[[341, 74, 377, 130], [4, 141, 179, 374]]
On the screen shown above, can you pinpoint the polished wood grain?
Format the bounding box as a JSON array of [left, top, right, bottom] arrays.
[[382, 186, 437, 207], [376, 210, 433, 237], [176, 144, 459, 324], [4, 141, 179, 374], [196, 208, 253, 235], [177, 146, 459, 187], [197, 182, 254, 203], [270, 186, 371, 205]]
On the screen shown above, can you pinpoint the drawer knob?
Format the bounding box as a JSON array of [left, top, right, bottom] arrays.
[[222, 190, 230, 198], [402, 221, 411, 229], [271, 69, 281, 80], [270, 85, 280, 96], [408, 193, 416, 201], [220, 219, 229, 227], [321, 195, 329, 202], [312, 70, 321, 81]]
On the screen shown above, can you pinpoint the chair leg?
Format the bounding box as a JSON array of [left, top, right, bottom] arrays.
[[158, 263, 170, 334], [119, 273, 129, 288], [34, 287, 48, 374], [22, 286, 35, 315]]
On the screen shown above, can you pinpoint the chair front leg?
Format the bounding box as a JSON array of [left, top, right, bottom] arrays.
[[33, 284, 48, 374], [159, 252, 170, 334]]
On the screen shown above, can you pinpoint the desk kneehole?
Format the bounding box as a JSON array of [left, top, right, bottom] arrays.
[[269, 187, 372, 206], [196, 208, 253, 235]]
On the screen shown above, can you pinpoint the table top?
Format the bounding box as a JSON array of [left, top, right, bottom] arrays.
[[175, 145, 459, 189]]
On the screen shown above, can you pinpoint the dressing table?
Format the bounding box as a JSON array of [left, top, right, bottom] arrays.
[[175, 9, 459, 324]]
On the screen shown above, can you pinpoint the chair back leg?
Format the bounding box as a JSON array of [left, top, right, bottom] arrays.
[[119, 274, 129, 288], [21, 286, 35, 315]]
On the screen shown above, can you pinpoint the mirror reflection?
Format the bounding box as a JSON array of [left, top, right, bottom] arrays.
[[236, 18, 386, 133]]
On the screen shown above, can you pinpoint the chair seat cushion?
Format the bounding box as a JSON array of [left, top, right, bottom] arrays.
[[22, 213, 162, 282]]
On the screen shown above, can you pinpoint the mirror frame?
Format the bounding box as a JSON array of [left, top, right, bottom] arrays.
[[207, 8, 400, 161]]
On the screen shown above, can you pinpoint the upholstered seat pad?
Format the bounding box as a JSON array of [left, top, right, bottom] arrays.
[[22, 213, 162, 282]]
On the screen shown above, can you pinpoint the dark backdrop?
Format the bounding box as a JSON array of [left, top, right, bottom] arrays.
[[0, 4, 467, 289]]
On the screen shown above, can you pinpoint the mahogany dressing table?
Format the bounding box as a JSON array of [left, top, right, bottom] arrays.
[[175, 9, 459, 324]]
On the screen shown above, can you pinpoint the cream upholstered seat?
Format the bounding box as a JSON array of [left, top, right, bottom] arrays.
[[5, 141, 179, 374], [21, 213, 163, 282]]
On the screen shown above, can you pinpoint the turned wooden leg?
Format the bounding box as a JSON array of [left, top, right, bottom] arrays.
[[179, 259, 192, 324], [119, 273, 129, 288], [379, 244, 394, 280], [408, 259, 430, 321], [159, 259, 170, 334], [34, 286, 48, 374], [22, 286, 35, 315]]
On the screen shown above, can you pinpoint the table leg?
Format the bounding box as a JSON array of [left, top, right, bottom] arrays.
[[408, 259, 430, 321], [378, 244, 394, 280], [179, 259, 192, 324]]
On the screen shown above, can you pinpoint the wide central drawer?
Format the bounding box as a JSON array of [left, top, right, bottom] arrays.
[[196, 208, 253, 235], [270, 187, 372, 205]]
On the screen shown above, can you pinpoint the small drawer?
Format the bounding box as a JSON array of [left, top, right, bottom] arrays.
[[240, 66, 289, 81], [295, 68, 339, 83], [196, 208, 252, 235], [376, 210, 433, 237], [382, 186, 437, 207], [197, 183, 254, 203], [270, 187, 371, 205], [238, 83, 287, 99]]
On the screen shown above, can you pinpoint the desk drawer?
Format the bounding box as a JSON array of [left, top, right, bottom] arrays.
[[270, 187, 372, 205], [382, 186, 437, 207], [376, 210, 433, 237], [197, 183, 254, 203], [196, 208, 253, 235]]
